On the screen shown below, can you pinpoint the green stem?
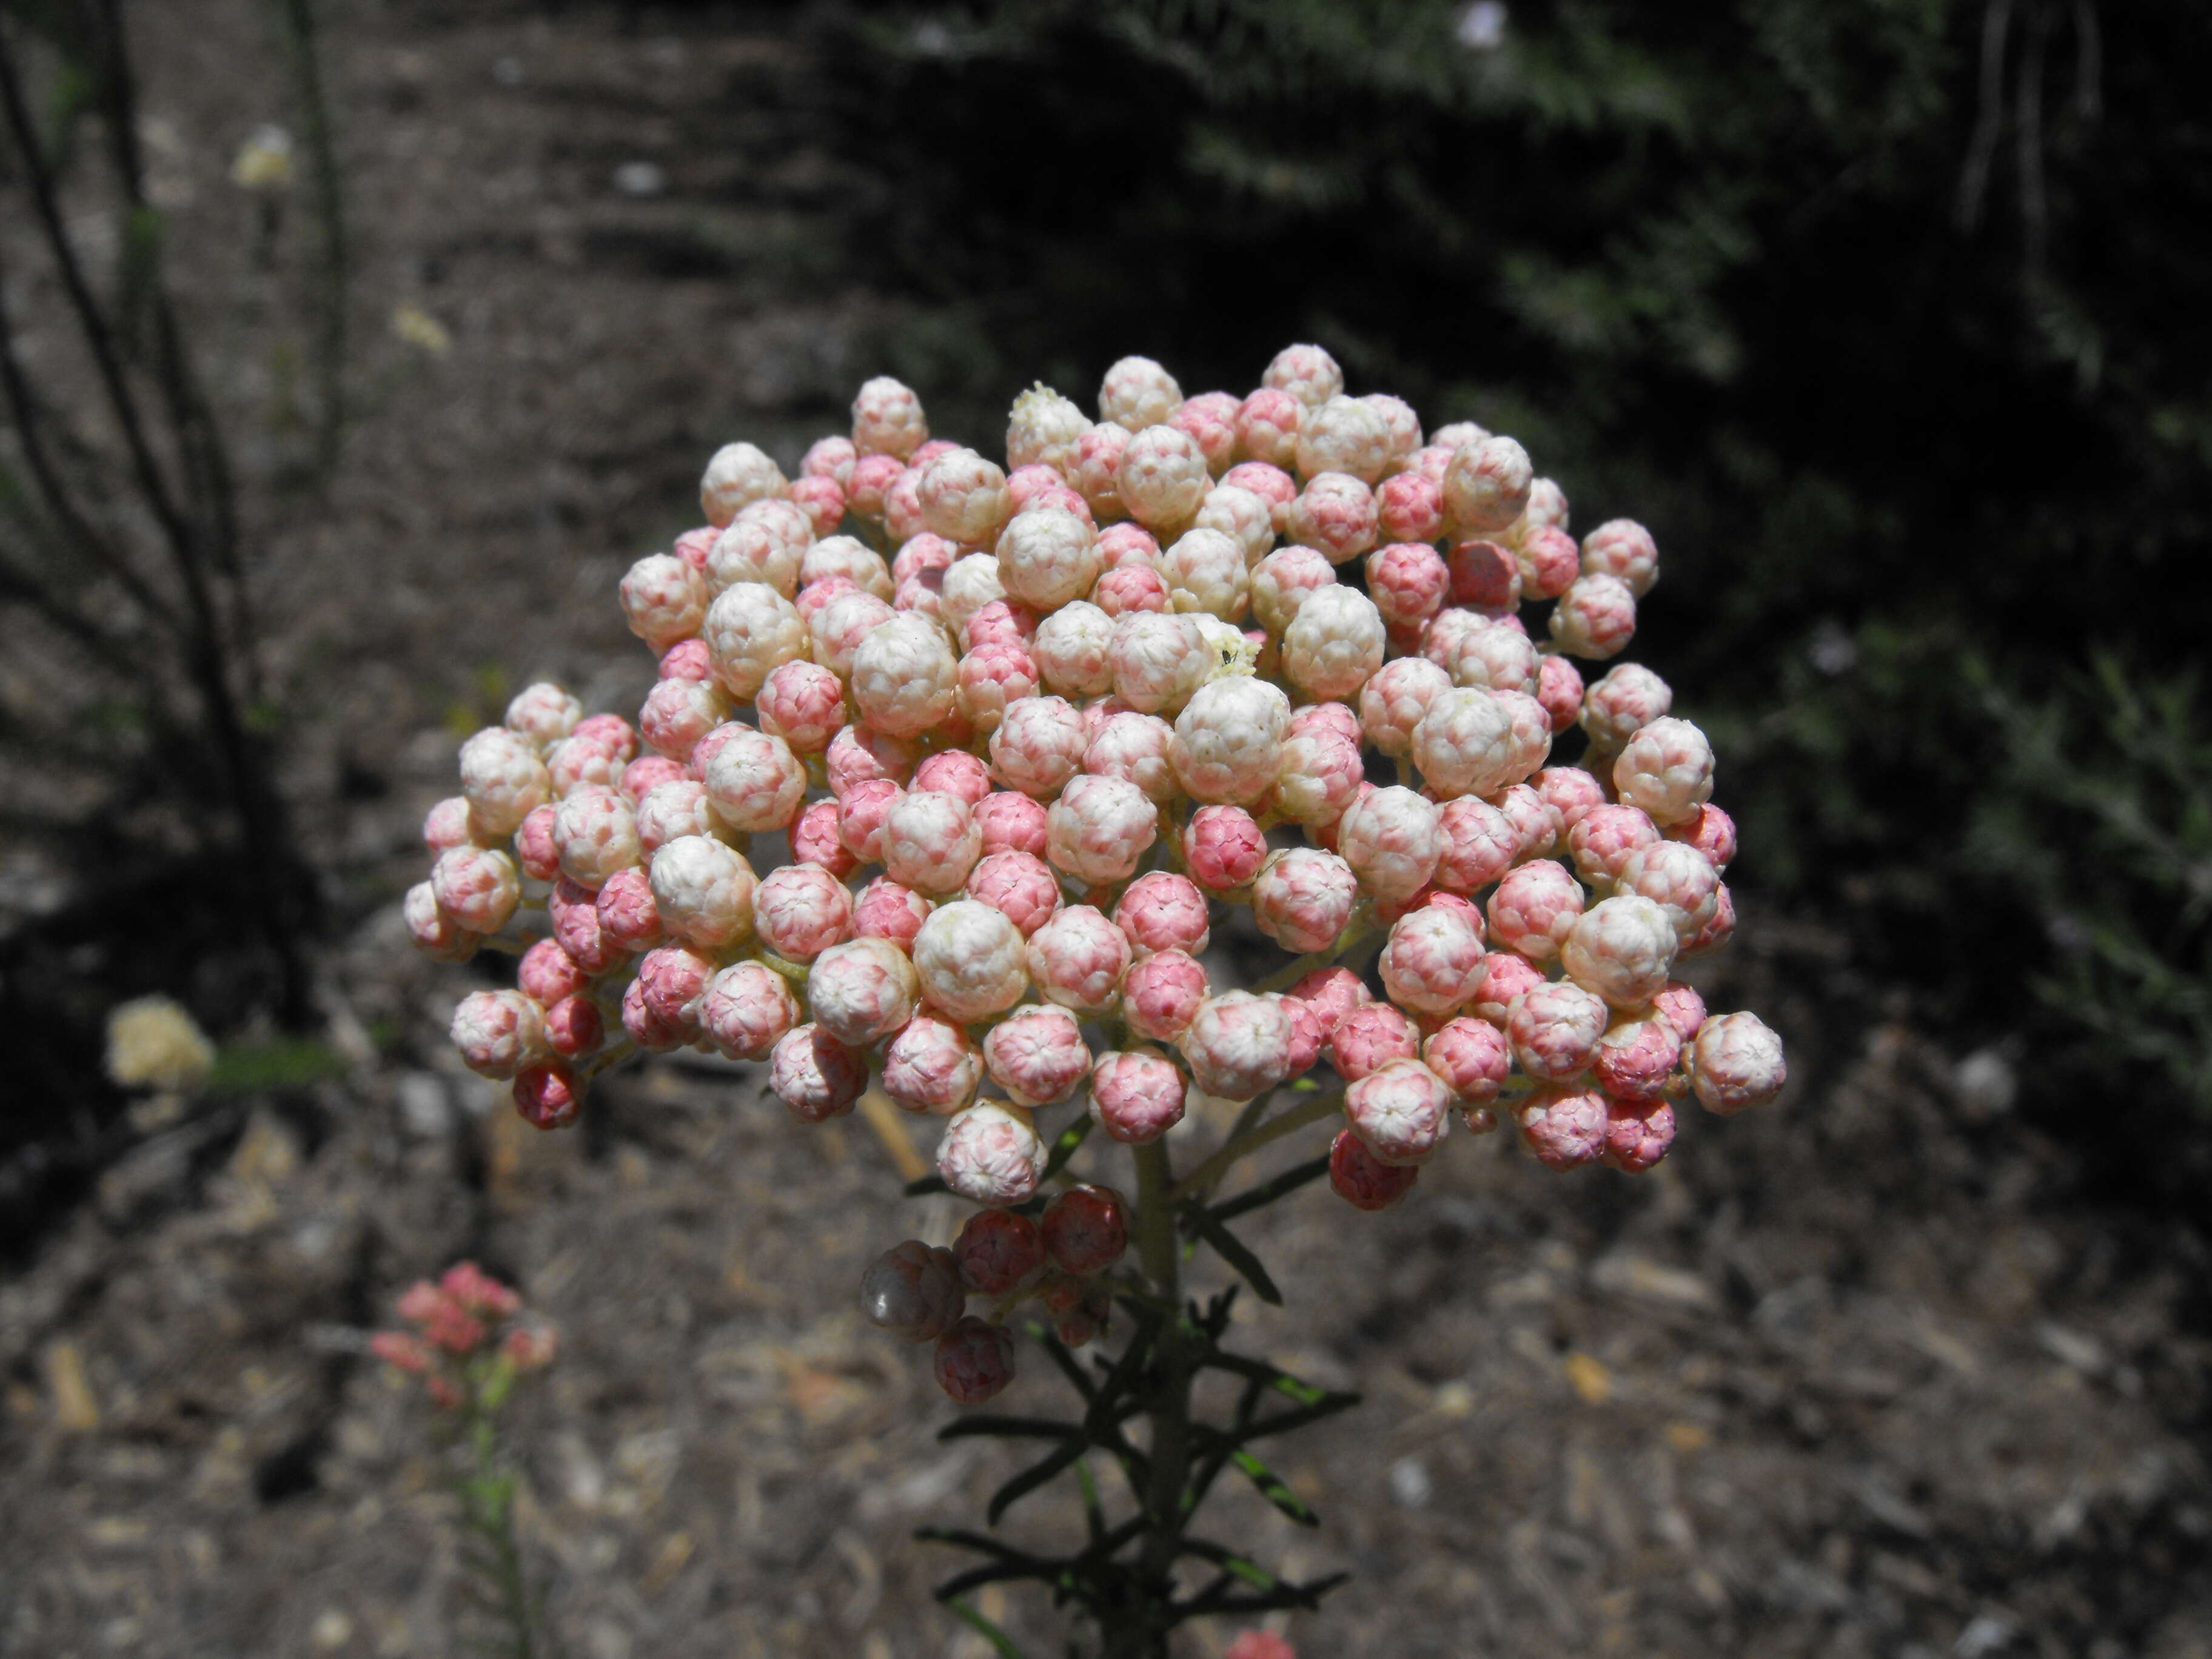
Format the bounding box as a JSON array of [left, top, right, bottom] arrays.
[[1167, 1089, 1343, 1204], [1115, 1139, 1191, 1659]]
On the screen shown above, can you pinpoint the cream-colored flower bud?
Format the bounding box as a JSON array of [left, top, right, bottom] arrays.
[[1007, 383, 1091, 477], [458, 726, 551, 836], [1262, 343, 1343, 409], [1296, 395, 1393, 484], [852, 375, 928, 458], [919, 447, 1013, 547], [1561, 894, 1678, 1008], [708, 499, 813, 597], [1045, 774, 1159, 885], [1118, 424, 1210, 532], [996, 507, 1099, 611], [849, 614, 959, 739], [1282, 585, 1385, 702], [1336, 785, 1443, 903], [702, 726, 806, 833], [1359, 656, 1453, 759], [649, 833, 757, 949], [913, 900, 1030, 1022], [700, 441, 787, 528], [1110, 611, 1212, 715], [1169, 677, 1289, 805], [1612, 716, 1714, 826], [700, 582, 806, 702], [1449, 620, 1539, 695], [1099, 355, 1183, 432], [1412, 687, 1518, 799], [1163, 527, 1250, 622], [941, 553, 1007, 644], [1032, 600, 1116, 697], [1193, 483, 1274, 568], [1443, 434, 1532, 535], [1250, 545, 1336, 635]]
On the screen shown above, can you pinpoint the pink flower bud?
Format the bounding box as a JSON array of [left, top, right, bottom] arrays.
[[1164, 390, 1238, 475], [789, 474, 845, 537], [1042, 1185, 1128, 1275], [1263, 343, 1343, 408], [752, 863, 855, 962], [1093, 563, 1171, 618], [953, 1209, 1044, 1296], [1270, 722, 1366, 829], [573, 714, 640, 759], [1449, 620, 1540, 696], [911, 899, 1030, 1022], [988, 694, 1088, 800], [1285, 966, 1370, 1038], [769, 1022, 868, 1121], [1183, 804, 1268, 893], [1424, 1017, 1510, 1105], [1287, 472, 1378, 564], [1443, 435, 1532, 537], [1080, 1049, 1181, 1143], [1378, 903, 1487, 1016], [659, 639, 714, 685], [1470, 949, 1543, 1028], [1046, 774, 1160, 885], [1025, 905, 1130, 1015], [513, 1064, 581, 1130], [1533, 655, 1584, 733], [791, 801, 859, 877], [451, 990, 548, 1081], [962, 597, 1040, 656], [748, 665, 841, 759], [836, 777, 903, 864], [806, 937, 921, 1047], [851, 615, 959, 739], [1181, 991, 1295, 1101], [1549, 572, 1638, 660], [621, 974, 685, 1052], [1251, 847, 1358, 953], [1689, 1011, 1785, 1114], [620, 553, 708, 651], [1071, 421, 1131, 521], [1533, 766, 1606, 837], [1027, 603, 1114, 701], [543, 993, 603, 1061], [1508, 980, 1609, 1081], [933, 1316, 1016, 1404], [1581, 518, 1658, 597], [1079, 711, 1177, 808], [1487, 860, 1585, 961], [1594, 1014, 1683, 1104], [1328, 1002, 1419, 1081], [1580, 663, 1671, 751], [699, 961, 800, 1060], [825, 723, 917, 797], [518, 938, 589, 1005], [851, 375, 928, 459], [423, 796, 477, 853], [1567, 803, 1660, 888], [1517, 1087, 1607, 1171], [620, 755, 689, 805], [862, 1241, 967, 1341], [1375, 472, 1446, 548], [671, 528, 716, 575], [513, 805, 561, 881], [648, 833, 756, 950], [1193, 482, 1273, 566], [594, 865, 664, 951], [919, 447, 1012, 547], [893, 532, 959, 587], [1113, 872, 1210, 959], [960, 850, 1061, 939], [841, 879, 925, 954], [1233, 386, 1302, 468], [1431, 796, 1518, 896], [707, 500, 812, 596], [433, 844, 522, 934], [1338, 786, 1443, 903], [549, 877, 625, 973], [1516, 524, 1580, 600], [977, 1003, 1089, 1107], [938, 1101, 1048, 1207], [1613, 717, 1714, 828], [1615, 841, 1720, 940], [1121, 950, 1209, 1042], [1366, 542, 1449, 632], [803, 435, 858, 486], [1346, 1059, 1453, 1165], [1444, 537, 1521, 611], [1601, 1097, 1676, 1173], [1350, 659, 1444, 763], [973, 790, 1050, 859], [1329, 1127, 1418, 1211], [955, 641, 1042, 735], [883, 1013, 985, 1114]]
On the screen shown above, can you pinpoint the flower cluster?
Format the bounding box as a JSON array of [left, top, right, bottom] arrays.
[[370, 1261, 557, 1411], [409, 346, 1784, 1405]]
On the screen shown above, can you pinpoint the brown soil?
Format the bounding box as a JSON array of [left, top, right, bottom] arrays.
[[3, 5, 2208, 1658]]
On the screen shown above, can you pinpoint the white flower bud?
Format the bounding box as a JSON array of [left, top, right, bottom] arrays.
[[1282, 585, 1385, 702], [1032, 600, 1116, 697], [850, 614, 959, 739], [700, 441, 787, 527], [702, 583, 806, 701], [648, 833, 757, 949], [996, 508, 1100, 611], [1162, 527, 1250, 622], [1170, 677, 1289, 806], [1099, 356, 1183, 432], [1007, 383, 1091, 477]]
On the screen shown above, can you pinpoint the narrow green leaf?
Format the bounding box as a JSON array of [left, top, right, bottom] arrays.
[[1182, 1207, 1281, 1304], [915, 1528, 1049, 1570], [1230, 1447, 1321, 1526], [1230, 1392, 1362, 1444], [1028, 1325, 1098, 1403], [941, 1596, 1030, 1658], [987, 1439, 1088, 1525]]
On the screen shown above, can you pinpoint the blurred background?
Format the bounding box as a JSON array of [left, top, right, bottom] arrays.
[[2, 1, 2208, 1655]]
